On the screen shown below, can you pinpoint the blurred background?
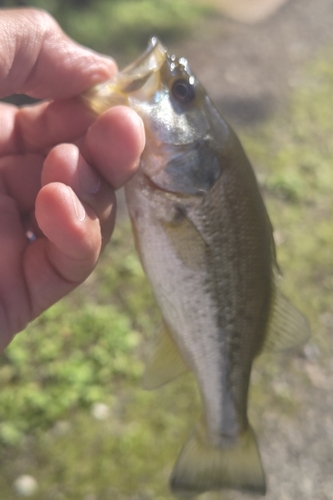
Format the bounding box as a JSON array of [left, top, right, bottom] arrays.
[[0, 0, 333, 499]]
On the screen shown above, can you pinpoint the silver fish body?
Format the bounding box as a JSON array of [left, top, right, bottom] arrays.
[[125, 126, 272, 440], [82, 38, 311, 497]]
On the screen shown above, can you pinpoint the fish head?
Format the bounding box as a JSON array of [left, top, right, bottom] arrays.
[[83, 38, 229, 196]]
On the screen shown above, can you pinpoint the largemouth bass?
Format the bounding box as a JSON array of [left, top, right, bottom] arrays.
[[82, 38, 311, 497]]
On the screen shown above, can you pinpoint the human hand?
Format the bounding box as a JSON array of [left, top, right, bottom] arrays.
[[0, 9, 145, 351]]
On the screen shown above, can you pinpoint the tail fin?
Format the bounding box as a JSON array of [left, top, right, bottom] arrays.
[[170, 424, 266, 497]]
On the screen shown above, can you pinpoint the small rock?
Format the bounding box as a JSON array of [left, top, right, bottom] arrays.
[[273, 229, 286, 246], [14, 475, 38, 497], [91, 403, 110, 420], [303, 343, 321, 362], [51, 420, 71, 437]]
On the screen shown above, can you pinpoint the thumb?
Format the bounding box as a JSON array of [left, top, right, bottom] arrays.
[[0, 8, 116, 100]]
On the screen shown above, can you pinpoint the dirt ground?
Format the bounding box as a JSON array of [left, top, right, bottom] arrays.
[[173, 0, 333, 128], [168, 1, 333, 499]]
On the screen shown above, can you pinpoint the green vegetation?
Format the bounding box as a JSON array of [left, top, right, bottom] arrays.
[[0, 0, 209, 60]]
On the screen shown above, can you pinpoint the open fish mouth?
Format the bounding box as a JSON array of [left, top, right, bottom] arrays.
[[82, 37, 167, 114], [120, 36, 166, 88]]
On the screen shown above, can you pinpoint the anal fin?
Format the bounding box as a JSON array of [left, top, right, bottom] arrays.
[[142, 325, 189, 390]]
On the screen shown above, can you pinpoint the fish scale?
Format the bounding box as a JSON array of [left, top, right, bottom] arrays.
[[194, 171, 269, 429]]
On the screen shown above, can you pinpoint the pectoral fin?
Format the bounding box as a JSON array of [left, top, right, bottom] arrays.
[[142, 325, 189, 390], [162, 210, 208, 271], [262, 282, 311, 353]]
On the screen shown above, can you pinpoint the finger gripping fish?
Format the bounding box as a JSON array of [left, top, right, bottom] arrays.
[[82, 38, 311, 497]]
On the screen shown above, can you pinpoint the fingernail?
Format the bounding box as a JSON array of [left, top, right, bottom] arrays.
[[79, 162, 101, 195], [68, 187, 86, 221]]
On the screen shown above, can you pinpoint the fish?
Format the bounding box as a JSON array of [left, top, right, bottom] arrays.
[[82, 38, 311, 497]]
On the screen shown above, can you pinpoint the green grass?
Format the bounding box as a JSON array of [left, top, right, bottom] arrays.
[[1, 33, 333, 500], [63, 0, 210, 57]]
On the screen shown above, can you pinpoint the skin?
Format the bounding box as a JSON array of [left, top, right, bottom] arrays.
[[0, 9, 145, 352]]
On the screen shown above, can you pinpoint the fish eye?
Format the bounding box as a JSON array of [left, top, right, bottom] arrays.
[[172, 78, 195, 104]]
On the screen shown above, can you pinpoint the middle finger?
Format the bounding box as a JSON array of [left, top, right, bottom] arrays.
[[42, 143, 116, 249]]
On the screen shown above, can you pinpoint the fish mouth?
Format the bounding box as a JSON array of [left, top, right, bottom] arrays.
[[81, 37, 167, 114], [119, 37, 167, 91]]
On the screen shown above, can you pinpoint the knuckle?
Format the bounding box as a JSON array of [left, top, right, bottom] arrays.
[[25, 8, 58, 33]]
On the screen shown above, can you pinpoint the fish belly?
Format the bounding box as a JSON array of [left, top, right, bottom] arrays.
[[125, 175, 240, 440]]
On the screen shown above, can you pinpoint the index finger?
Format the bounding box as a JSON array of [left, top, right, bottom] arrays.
[[0, 99, 95, 155], [0, 8, 116, 100]]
